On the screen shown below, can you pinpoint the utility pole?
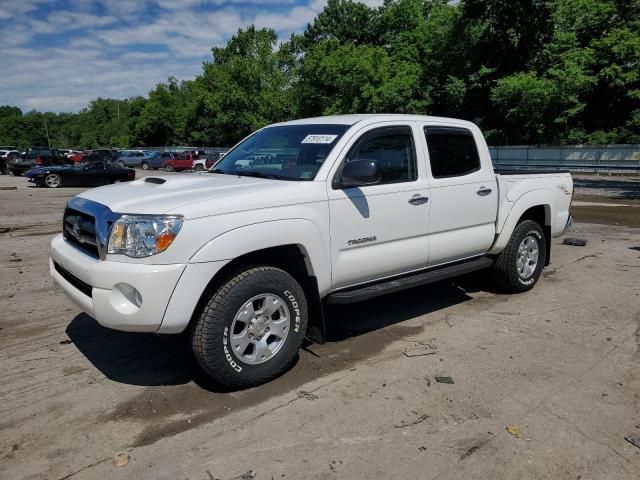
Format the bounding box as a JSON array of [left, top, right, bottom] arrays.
[[43, 120, 51, 148]]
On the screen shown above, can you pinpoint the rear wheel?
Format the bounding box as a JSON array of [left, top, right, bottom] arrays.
[[44, 173, 62, 188], [194, 164, 204, 172], [165, 164, 174, 172], [492, 220, 546, 292], [141, 162, 149, 170], [191, 266, 308, 389]]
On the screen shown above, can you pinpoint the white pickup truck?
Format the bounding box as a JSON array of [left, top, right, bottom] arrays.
[[50, 114, 573, 388]]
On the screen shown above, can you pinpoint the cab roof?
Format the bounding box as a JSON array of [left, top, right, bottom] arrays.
[[273, 114, 477, 128]]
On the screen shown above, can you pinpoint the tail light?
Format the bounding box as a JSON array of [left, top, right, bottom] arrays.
[[36, 156, 44, 165]]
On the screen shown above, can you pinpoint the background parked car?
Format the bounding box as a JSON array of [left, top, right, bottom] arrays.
[[64, 150, 83, 159], [82, 149, 119, 163], [69, 151, 84, 163], [115, 150, 162, 169], [0, 150, 20, 174], [192, 152, 225, 171], [9, 147, 72, 176], [25, 159, 135, 188], [163, 152, 196, 172]]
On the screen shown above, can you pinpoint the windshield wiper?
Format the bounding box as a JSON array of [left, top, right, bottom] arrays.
[[231, 171, 296, 181]]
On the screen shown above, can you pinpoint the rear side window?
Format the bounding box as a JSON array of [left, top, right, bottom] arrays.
[[424, 127, 480, 178], [345, 126, 417, 184]]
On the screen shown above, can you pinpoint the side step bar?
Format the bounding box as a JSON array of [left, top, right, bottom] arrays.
[[326, 257, 494, 304]]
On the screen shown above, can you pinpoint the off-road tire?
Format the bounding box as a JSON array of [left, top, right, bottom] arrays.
[[492, 220, 546, 293], [191, 266, 308, 389]]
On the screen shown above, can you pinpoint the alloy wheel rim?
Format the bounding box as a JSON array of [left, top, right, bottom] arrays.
[[516, 234, 539, 279], [229, 293, 291, 365], [46, 174, 60, 187]]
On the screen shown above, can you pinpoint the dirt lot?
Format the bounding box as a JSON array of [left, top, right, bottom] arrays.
[[1, 172, 639, 480]]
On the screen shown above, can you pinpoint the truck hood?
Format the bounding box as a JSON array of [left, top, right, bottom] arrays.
[[77, 173, 323, 219]]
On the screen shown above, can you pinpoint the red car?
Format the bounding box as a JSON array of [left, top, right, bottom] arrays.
[[69, 152, 84, 164], [163, 152, 196, 172]]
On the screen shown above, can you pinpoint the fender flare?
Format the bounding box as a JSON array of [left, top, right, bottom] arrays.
[[189, 218, 332, 295], [489, 189, 553, 254]]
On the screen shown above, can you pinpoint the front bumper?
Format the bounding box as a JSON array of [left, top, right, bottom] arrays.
[[50, 234, 186, 332]]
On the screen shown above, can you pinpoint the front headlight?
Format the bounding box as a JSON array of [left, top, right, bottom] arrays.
[[107, 215, 183, 258]]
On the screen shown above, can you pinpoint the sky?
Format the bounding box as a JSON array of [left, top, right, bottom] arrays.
[[0, 0, 383, 113]]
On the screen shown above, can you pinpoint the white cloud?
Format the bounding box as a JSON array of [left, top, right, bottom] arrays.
[[0, 0, 48, 20], [48, 11, 118, 29], [0, 0, 386, 112]]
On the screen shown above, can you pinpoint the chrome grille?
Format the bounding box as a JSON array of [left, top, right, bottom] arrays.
[[63, 208, 99, 258], [62, 198, 122, 260]]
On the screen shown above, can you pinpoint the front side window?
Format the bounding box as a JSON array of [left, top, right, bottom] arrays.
[[424, 127, 480, 178], [213, 124, 349, 181], [343, 126, 417, 185]]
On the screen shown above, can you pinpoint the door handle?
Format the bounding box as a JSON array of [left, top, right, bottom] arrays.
[[408, 194, 429, 206], [477, 187, 492, 196]]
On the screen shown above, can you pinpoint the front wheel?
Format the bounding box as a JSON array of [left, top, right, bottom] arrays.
[[165, 164, 174, 172], [191, 266, 308, 389], [492, 220, 546, 293], [194, 164, 204, 172], [141, 162, 149, 170], [44, 173, 62, 188]]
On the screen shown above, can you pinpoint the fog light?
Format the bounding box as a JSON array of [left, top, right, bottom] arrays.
[[110, 283, 143, 314]]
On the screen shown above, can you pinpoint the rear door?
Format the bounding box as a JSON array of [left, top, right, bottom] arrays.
[[419, 123, 497, 265], [328, 122, 431, 288]]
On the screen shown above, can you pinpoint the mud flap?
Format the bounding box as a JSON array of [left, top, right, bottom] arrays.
[[304, 276, 326, 344]]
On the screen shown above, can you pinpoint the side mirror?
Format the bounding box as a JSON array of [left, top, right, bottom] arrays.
[[336, 159, 381, 188]]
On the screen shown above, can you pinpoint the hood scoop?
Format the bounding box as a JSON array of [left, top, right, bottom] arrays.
[[144, 177, 166, 185]]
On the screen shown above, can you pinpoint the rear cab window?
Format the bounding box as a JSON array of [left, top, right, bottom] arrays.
[[423, 127, 480, 178]]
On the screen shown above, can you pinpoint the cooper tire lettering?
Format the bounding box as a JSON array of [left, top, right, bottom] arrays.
[[223, 326, 242, 372]]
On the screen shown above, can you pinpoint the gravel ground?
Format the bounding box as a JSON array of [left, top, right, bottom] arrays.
[[1, 171, 639, 480]]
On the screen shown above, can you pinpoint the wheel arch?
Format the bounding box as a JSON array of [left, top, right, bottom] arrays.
[[162, 215, 332, 339], [490, 190, 554, 266], [186, 244, 326, 343]]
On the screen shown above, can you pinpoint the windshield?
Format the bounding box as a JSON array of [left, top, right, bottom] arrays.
[[212, 124, 349, 181]]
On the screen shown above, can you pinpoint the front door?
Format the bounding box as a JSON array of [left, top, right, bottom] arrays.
[[328, 123, 430, 289]]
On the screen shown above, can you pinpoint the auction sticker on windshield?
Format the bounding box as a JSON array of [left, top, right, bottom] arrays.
[[301, 134, 338, 144]]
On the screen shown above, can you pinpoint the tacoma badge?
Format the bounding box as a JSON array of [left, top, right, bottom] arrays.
[[347, 236, 377, 246]]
